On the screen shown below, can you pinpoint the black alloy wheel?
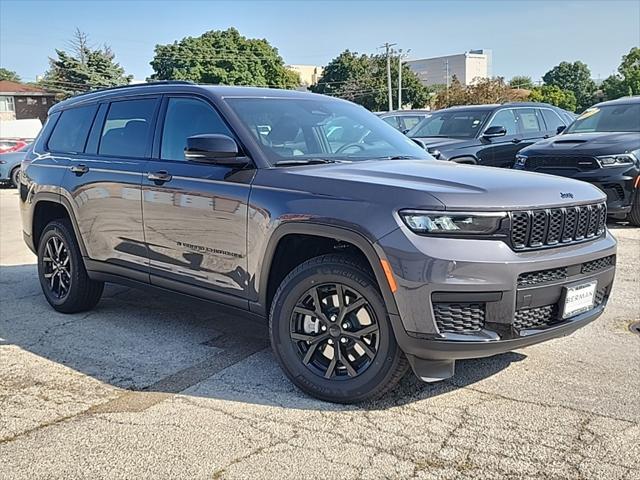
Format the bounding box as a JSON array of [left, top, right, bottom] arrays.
[[290, 283, 380, 380], [42, 235, 71, 300]]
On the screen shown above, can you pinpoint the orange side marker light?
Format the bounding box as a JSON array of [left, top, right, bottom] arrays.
[[380, 259, 398, 293]]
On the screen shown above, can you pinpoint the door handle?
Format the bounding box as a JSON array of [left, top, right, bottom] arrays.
[[511, 138, 522, 144], [147, 171, 172, 184], [70, 164, 89, 176]]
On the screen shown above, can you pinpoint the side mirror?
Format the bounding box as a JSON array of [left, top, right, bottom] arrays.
[[483, 126, 507, 138], [402, 128, 410, 135], [185, 134, 247, 165], [556, 125, 566, 134]]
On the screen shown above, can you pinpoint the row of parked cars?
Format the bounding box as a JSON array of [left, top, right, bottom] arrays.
[[378, 97, 640, 225]]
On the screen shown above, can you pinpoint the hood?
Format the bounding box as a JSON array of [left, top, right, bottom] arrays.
[[282, 159, 605, 211], [522, 132, 640, 156], [410, 136, 472, 150]]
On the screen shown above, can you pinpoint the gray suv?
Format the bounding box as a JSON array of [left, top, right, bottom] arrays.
[[19, 82, 617, 403]]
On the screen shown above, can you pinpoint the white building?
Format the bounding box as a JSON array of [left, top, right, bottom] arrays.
[[287, 65, 324, 87], [407, 50, 492, 86]]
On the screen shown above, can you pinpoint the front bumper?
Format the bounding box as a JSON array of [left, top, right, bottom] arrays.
[[377, 226, 617, 377], [516, 163, 639, 216]]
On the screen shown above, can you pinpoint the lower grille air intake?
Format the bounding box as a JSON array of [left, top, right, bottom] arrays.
[[433, 303, 485, 333]]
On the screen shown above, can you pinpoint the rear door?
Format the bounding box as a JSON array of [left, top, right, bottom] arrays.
[[61, 97, 159, 280], [477, 108, 520, 167], [142, 95, 253, 305]]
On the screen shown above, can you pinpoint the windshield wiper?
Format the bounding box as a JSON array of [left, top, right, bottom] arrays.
[[371, 155, 422, 160], [274, 158, 339, 167]]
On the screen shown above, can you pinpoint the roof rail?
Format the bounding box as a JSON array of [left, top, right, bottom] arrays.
[[72, 80, 194, 98]]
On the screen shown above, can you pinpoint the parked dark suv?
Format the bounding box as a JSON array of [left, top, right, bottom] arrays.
[[406, 103, 575, 168], [20, 83, 616, 403], [515, 96, 640, 225]]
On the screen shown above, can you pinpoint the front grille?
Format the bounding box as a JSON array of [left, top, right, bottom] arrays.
[[581, 255, 616, 274], [514, 305, 558, 329], [433, 303, 485, 333], [517, 267, 568, 287], [514, 287, 607, 330], [509, 203, 606, 251], [526, 156, 600, 171]]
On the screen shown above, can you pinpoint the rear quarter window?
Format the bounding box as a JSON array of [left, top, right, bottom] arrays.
[[47, 105, 98, 153]]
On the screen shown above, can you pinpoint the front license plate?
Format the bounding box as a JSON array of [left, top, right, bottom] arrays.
[[562, 281, 597, 319]]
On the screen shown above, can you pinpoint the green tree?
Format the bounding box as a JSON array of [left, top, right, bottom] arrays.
[[508, 75, 534, 89], [529, 85, 577, 112], [0, 68, 21, 82], [542, 61, 595, 111], [149, 28, 299, 89], [602, 47, 640, 100], [311, 50, 429, 110], [42, 29, 131, 97]]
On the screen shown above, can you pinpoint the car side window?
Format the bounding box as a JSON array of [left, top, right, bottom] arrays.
[[540, 109, 565, 131], [488, 109, 518, 135], [400, 116, 423, 131], [516, 108, 542, 133], [382, 116, 400, 129], [99, 99, 157, 158], [161, 97, 234, 161], [47, 105, 98, 153]]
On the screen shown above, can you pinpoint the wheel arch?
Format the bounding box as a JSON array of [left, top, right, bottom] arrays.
[[31, 194, 88, 257], [253, 223, 399, 318]]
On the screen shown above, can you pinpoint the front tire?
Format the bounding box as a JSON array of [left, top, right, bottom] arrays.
[[269, 253, 408, 403], [627, 189, 640, 227], [37, 220, 104, 313], [10, 167, 20, 188]]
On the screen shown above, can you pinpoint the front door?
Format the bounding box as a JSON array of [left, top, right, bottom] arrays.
[[476, 108, 521, 168], [142, 96, 254, 302]]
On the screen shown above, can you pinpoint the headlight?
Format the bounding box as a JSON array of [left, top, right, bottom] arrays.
[[399, 210, 506, 235], [596, 153, 636, 167], [514, 154, 527, 169]]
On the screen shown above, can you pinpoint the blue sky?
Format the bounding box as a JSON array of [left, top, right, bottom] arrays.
[[1, 0, 639, 83]]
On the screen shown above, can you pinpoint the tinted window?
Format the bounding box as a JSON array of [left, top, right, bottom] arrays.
[[47, 105, 97, 153], [409, 110, 489, 138], [99, 99, 157, 158], [381, 116, 400, 129], [540, 109, 565, 131], [516, 108, 542, 133], [488, 109, 518, 135], [161, 97, 233, 161], [566, 103, 640, 133], [400, 116, 423, 131]]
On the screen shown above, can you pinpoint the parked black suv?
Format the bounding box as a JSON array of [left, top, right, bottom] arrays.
[[515, 96, 640, 225], [406, 103, 575, 168], [20, 83, 616, 403]]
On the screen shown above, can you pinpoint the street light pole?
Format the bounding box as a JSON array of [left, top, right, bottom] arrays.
[[398, 48, 411, 110]]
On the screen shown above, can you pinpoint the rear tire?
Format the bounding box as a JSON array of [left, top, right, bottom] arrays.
[[37, 220, 104, 313], [627, 190, 640, 227], [269, 253, 408, 403], [10, 167, 20, 188]]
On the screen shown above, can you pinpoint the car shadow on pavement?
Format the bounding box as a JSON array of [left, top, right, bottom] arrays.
[[0, 263, 525, 411]]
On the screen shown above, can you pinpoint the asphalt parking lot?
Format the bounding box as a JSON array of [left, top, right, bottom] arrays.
[[0, 187, 639, 480]]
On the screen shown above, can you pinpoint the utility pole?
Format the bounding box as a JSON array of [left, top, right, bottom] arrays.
[[398, 48, 411, 110], [380, 42, 397, 111]]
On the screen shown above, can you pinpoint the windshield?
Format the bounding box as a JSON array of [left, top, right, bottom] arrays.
[[407, 109, 490, 138], [565, 103, 640, 133], [224, 97, 431, 164]]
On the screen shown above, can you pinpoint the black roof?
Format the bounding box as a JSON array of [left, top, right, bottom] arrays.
[[49, 82, 340, 113], [593, 96, 640, 108]]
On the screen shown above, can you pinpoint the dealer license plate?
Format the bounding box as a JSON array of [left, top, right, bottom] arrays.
[[562, 281, 597, 319]]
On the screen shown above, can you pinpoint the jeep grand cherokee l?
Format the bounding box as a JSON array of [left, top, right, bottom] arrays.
[[406, 103, 575, 167], [515, 96, 640, 225], [19, 82, 616, 403]]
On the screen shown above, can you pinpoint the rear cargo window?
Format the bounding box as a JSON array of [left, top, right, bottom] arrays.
[[47, 105, 97, 153]]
